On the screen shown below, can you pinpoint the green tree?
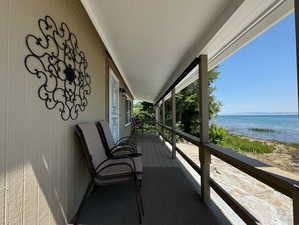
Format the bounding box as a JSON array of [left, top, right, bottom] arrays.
[[133, 101, 154, 121], [176, 67, 222, 137], [133, 67, 222, 139], [133, 102, 142, 115]]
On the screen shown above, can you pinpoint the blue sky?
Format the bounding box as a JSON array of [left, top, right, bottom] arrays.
[[214, 13, 298, 115]]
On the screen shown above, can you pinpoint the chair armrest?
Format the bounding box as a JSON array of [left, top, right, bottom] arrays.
[[111, 144, 137, 153], [112, 149, 133, 155], [111, 152, 142, 159], [95, 156, 137, 174], [115, 137, 136, 146], [96, 162, 135, 176], [116, 136, 131, 142]]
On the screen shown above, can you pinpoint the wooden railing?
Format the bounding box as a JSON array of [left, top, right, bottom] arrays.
[[158, 122, 299, 225], [132, 118, 157, 135]]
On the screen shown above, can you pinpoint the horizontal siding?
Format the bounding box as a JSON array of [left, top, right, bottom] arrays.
[[0, 0, 8, 225]]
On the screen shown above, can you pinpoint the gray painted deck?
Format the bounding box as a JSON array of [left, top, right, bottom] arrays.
[[77, 134, 218, 225]]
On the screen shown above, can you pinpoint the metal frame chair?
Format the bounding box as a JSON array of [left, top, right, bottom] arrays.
[[96, 120, 141, 158], [73, 123, 144, 224]]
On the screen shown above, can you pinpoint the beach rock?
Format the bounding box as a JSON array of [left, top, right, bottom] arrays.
[[177, 143, 294, 225]]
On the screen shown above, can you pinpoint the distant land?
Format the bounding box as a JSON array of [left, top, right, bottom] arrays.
[[218, 112, 298, 116]]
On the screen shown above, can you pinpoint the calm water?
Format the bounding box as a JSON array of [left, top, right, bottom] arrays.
[[213, 115, 299, 143]]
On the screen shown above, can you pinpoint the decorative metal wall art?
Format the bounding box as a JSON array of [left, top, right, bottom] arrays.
[[25, 15, 91, 121]]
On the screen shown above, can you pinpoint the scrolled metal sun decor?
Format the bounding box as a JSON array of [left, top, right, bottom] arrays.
[[25, 15, 91, 121]]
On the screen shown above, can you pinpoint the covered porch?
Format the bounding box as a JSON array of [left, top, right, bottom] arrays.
[[1, 0, 299, 225], [75, 122, 299, 225]]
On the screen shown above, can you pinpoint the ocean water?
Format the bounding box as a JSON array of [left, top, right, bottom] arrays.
[[212, 115, 299, 143]]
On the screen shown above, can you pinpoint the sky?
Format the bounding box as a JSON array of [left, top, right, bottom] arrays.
[[214, 13, 298, 115]]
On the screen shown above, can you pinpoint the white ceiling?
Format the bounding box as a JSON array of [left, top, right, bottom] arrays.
[[81, 0, 293, 103]]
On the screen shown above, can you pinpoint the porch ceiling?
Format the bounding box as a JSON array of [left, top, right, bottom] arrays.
[[81, 0, 293, 103]]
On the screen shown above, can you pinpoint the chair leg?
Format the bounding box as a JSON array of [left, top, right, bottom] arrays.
[[138, 188, 144, 216], [134, 179, 144, 224], [135, 190, 143, 224], [72, 179, 95, 225], [137, 180, 144, 216]]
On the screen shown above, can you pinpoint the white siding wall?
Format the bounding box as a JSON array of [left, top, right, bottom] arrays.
[[0, 0, 123, 224]]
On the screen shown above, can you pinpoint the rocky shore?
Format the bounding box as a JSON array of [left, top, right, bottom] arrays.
[[236, 135, 299, 174], [177, 141, 297, 225]]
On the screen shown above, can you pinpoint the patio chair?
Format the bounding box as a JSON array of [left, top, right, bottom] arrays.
[[96, 120, 142, 158], [74, 123, 144, 224], [132, 117, 144, 135]]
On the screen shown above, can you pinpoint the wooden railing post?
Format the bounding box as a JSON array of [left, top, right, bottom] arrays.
[[198, 55, 211, 203], [293, 2, 299, 224], [162, 99, 165, 140], [171, 89, 176, 159], [295, 0, 299, 114], [155, 105, 159, 134], [294, 186, 299, 225]]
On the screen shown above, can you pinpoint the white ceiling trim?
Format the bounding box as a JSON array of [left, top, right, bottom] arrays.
[[80, 0, 135, 98]]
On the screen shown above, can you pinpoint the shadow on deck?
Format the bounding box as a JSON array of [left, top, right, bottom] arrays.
[[77, 134, 218, 225]]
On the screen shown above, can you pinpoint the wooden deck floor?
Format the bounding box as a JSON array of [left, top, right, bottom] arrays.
[[77, 134, 219, 225]]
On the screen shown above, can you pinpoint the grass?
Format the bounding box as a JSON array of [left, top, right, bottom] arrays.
[[220, 134, 274, 154], [249, 128, 276, 133]]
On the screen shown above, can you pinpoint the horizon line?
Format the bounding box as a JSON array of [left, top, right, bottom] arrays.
[[218, 112, 298, 116]]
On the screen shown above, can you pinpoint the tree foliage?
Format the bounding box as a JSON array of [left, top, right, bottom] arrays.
[[209, 124, 227, 144], [133, 101, 154, 121], [133, 67, 222, 139], [176, 67, 221, 136]]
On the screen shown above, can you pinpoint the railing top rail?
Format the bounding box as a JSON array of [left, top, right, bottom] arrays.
[[158, 122, 299, 198], [160, 123, 201, 145], [205, 143, 299, 197]]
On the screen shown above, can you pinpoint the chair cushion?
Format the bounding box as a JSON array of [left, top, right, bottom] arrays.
[[77, 123, 107, 168], [112, 144, 142, 155], [99, 120, 116, 149]]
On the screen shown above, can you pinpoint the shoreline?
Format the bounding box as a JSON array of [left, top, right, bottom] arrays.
[[231, 132, 299, 146], [180, 132, 299, 174], [230, 133, 299, 173]]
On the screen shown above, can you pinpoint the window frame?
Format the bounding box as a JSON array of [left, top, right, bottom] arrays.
[[125, 95, 132, 127]]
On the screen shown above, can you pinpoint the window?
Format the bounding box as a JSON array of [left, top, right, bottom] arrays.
[[125, 96, 132, 125]]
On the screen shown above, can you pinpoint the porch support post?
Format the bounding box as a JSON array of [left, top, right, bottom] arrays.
[[171, 88, 176, 159], [155, 105, 159, 134], [296, 0, 299, 113], [294, 186, 299, 225], [292, 3, 299, 224], [198, 55, 211, 203], [162, 99, 165, 140]]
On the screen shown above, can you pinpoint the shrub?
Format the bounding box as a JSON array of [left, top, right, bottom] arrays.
[[175, 121, 184, 142], [209, 124, 227, 144]]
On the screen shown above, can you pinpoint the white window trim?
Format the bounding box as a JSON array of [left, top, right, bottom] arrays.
[[125, 96, 132, 126], [109, 68, 120, 141]]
